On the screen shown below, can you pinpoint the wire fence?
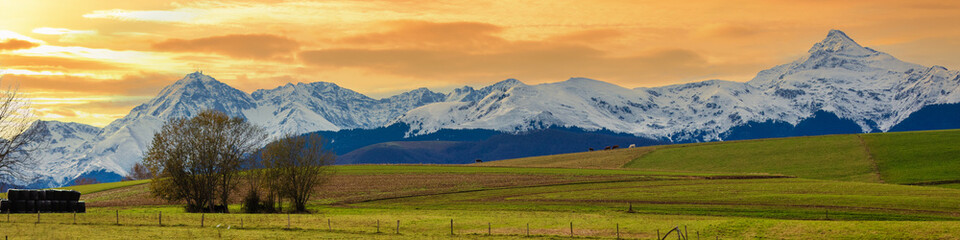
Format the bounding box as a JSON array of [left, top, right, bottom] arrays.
[[1, 210, 717, 239]]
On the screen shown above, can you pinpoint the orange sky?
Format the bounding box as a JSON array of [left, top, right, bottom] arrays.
[[1, 0, 960, 127]]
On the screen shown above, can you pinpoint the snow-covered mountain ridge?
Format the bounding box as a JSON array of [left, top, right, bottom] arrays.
[[21, 29, 960, 187]]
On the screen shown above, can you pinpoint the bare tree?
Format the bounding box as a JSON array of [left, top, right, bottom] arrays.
[[143, 109, 265, 212], [123, 162, 153, 181], [0, 78, 45, 186], [262, 133, 335, 213]]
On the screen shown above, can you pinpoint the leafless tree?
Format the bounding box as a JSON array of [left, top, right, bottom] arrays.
[[143, 109, 266, 212], [262, 133, 335, 213], [123, 162, 153, 181], [0, 78, 45, 186]]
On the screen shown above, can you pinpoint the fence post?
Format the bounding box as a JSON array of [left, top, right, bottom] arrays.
[[450, 219, 454, 235], [116, 210, 119, 225], [201, 213, 204, 228], [657, 229, 660, 240], [488, 222, 491, 235], [159, 211, 162, 226], [396, 220, 400, 234], [570, 222, 573, 237], [685, 225, 688, 240], [377, 219, 380, 233], [328, 219, 331, 231], [526, 223, 529, 236], [287, 213, 291, 229], [240, 217, 243, 229]]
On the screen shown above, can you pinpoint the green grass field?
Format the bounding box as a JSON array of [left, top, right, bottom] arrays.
[[4, 129, 960, 239]]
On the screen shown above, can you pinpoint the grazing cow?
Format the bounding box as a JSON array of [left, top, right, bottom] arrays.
[[604, 146, 611, 150], [588, 148, 594, 151], [628, 144, 636, 148], [612, 145, 619, 149], [475, 159, 483, 163]]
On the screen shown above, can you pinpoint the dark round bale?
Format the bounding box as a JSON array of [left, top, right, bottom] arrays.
[[38, 190, 47, 201], [69, 190, 81, 201], [39, 200, 51, 213], [45, 190, 56, 201], [30, 190, 40, 200], [50, 200, 59, 212], [61, 201, 71, 212], [75, 201, 86, 213], [13, 200, 26, 213], [24, 200, 36, 213], [6, 189, 20, 200], [0, 199, 9, 212]]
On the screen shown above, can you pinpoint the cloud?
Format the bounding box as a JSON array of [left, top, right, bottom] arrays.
[[4, 72, 178, 95], [32, 27, 97, 35], [339, 21, 508, 51], [693, 23, 763, 38], [152, 34, 300, 60], [546, 29, 624, 44], [0, 39, 40, 51], [83, 9, 198, 23], [299, 45, 726, 85], [0, 54, 125, 71]]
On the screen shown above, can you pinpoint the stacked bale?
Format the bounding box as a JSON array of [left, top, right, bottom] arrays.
[[2, 189, 84, 213]]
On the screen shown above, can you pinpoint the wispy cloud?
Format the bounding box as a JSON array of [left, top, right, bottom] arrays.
[[83, 9, 198, 23], [32, 27, 97, 35]]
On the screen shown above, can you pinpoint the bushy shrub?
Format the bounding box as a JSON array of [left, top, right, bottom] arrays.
[[242, 188, 261, 213]]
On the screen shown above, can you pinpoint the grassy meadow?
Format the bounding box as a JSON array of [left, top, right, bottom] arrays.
[[3, 129, 960, 239]]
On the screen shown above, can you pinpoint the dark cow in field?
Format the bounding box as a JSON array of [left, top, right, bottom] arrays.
[[612, 145, 619, 149], [588, 148, 594, 151], [604, 146, 611, 150]]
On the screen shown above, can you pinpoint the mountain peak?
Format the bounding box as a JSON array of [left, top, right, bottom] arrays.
[[808, 29, 876, 56], [177, 71, 218, 84]]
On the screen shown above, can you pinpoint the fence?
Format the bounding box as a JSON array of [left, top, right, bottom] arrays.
[[0, 210, 721, 239]]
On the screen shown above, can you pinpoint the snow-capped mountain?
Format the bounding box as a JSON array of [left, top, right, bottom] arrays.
[[21, 121, 101, 187], [395, 29, 960, 141], [20, 73, 448, 187], [21, 29, 960, 187]]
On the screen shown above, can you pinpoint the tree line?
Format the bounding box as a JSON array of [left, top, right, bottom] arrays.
[[142, 110, 333, 213]]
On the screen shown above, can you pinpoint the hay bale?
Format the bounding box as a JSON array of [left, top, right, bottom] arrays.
[[6, 189, 21, 200], [11, 189, 29, 200], [68, 190, 81, 201], [39, 200, 51, 213], [24, 200, 36, 213], [74, 201, 86, 213], [0, 199, 9, 212], [45, 190, 56, 201], [51, 200, 61, 212], [30, 190, 39, 200], [38, 190, 47, 201], [13, 200, 26, 213]]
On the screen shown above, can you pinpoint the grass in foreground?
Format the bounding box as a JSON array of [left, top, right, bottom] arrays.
[[2, 207, 960, 239]]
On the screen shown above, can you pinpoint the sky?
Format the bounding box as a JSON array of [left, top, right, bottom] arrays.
[[1, 0, 960, 127]]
